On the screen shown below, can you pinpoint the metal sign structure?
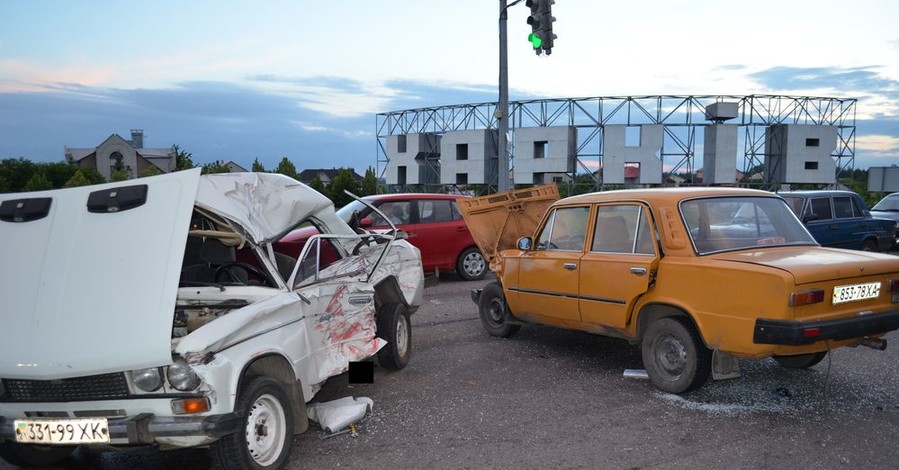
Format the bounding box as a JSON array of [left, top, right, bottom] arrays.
[[375, 94, 856, 193]]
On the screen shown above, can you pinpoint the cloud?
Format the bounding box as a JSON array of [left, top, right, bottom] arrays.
[[715, 64, 749, 72], [247, 75, 500, 117], [747, 66, 899, 126], [2, 75, 896, 173], [855, 133, 899, 157], [0, 82, 371, 169], [0, 77, 501, 172], [749, 66, 896, 94]]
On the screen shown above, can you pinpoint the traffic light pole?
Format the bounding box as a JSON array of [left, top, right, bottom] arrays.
[[499, 0, 550, 192], [497, 0, 515, 192]]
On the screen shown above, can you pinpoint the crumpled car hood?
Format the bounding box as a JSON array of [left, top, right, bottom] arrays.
[[0, 169, 200, 379], [196, 173, 339, 244]]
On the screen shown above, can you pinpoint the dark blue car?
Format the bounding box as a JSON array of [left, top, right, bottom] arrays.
[[779, 190, 895, 252]]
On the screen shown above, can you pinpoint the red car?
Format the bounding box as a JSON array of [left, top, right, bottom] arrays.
[[281, 194, 486, 281]]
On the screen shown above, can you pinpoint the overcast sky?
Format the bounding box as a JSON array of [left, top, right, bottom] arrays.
[[1, 0, 898, 172]]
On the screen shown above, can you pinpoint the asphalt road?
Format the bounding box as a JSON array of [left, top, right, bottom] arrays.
[[4, 273, 899, 469]]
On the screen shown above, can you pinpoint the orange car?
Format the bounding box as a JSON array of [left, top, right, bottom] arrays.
[[468, 187, 899, 393]]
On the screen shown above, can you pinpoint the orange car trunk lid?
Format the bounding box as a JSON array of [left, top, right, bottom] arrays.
[[712, 246, 899, 285]]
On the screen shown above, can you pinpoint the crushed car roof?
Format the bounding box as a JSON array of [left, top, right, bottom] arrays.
[[197, 172, 336, 244]]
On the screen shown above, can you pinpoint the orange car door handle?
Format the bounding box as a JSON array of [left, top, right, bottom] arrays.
[[563, 263, 577, 270], [630, 267, 647, 275]]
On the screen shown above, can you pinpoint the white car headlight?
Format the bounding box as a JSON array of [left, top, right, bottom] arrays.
[[132, 367, 163, 392], [167, 360, 201, 391]]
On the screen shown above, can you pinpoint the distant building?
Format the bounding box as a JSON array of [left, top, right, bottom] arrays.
[[225, 161, 248, 173], [694, 169, 745, 185], [592, 165, 642, 186], [65, 130, 175, 180], [297, 168, 363, 185], [665, 174, 687, 186]]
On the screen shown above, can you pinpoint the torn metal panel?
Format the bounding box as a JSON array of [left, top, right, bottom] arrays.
[[367, 239, 425, 308], [174, 293, 301, 356], [307, 283, 384, 383]]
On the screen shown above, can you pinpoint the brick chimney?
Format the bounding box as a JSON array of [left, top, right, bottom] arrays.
[[131, 129, 144, 148]]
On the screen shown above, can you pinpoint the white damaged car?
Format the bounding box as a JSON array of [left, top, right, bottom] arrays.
[[0, 169, 423, 469]]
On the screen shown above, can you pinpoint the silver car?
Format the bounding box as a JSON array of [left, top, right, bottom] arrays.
[[871, 192, 899, 248]]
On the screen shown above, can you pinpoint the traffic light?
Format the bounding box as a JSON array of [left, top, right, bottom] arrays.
[[539, 0, 556, 55], [526, 0, 542, 54], [525, 0, 556, 55]]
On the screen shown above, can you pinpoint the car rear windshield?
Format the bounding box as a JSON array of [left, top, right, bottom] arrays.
[[680, 196, 817, 255], [873, 194, 899, 211]]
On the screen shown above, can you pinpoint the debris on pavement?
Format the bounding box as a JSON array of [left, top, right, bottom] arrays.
[[623, 369, 650, 380], [307, 396, 374, 434]]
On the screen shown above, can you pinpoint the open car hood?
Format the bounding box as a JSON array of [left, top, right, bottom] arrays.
[[0, 169, 200, 379], [457, 184, 560, 267]]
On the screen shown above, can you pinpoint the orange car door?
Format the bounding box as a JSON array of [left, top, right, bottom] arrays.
[[579, 204, 657, 329], [514, 206, 589, 323]]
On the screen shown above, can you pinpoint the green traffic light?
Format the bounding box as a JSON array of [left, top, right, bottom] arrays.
[[528, 33, 542, 49]]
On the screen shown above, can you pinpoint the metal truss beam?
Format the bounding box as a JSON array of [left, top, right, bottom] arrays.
[[376, 94, 856, 193]]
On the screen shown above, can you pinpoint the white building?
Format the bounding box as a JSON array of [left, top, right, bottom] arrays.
[[65, 129, 176, 180]]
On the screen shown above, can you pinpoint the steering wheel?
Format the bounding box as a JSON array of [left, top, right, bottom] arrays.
[[353, 235, 378, 255], [348, 210, 366, 235], [214, 262, 270, 285]]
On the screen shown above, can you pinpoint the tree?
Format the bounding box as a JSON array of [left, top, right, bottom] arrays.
[[328, 168, 361, 208], [110, 169, 130, 182], [840, 168, 875, 207], [309, 176, 326, 195], [24, 172, 52, 192], [0, 158, 38, 192], [274, 157, 299, 180], [111, 154, 126, 173], [44, 162, 80, 188], [173, 145, 195, 171], [251, 158, 266, 172], [201, 160, 232, 174], [139, 166, 164, 178], [43, 162, 104, 188], [72, 166, 105, 185], [558, 174, 601, 198], [360, 167, 378, 196], [1, 159, 106, 192], [63, 169, 92, 188]]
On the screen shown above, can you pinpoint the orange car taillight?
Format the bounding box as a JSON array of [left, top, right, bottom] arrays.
[[790, 289, 824, 307], [802, 327, 821, 340], [889, 279, 899, 292]]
